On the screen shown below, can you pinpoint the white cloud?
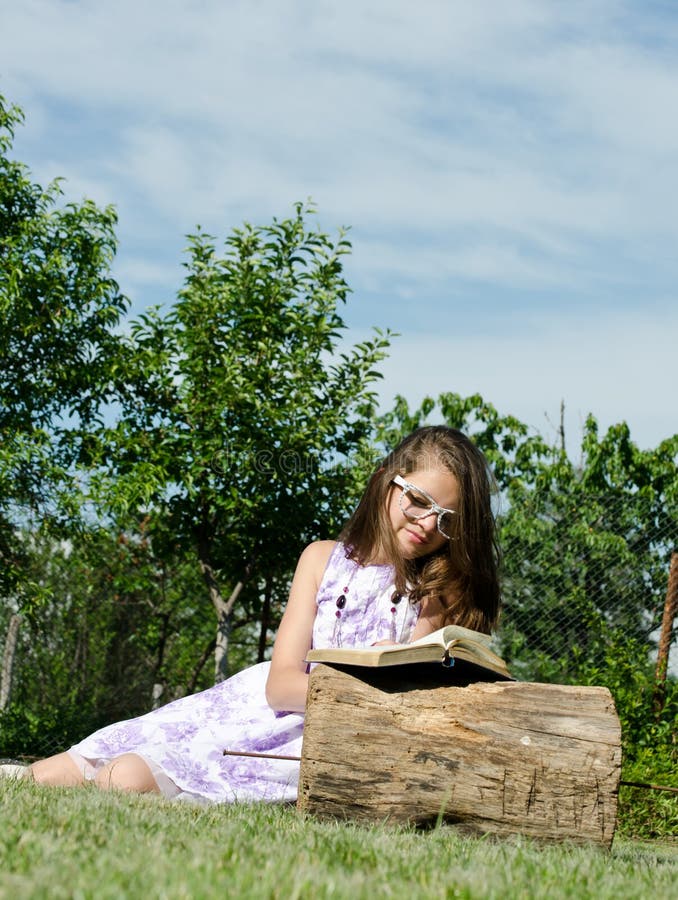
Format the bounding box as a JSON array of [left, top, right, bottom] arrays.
[[347, 235, 570, 294], [115, 257, 184, 291], [6, 3, 678, 243]]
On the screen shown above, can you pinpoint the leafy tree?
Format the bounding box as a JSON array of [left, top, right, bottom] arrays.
[[89, 205, 391, 680], [0, 94, 127, 600]]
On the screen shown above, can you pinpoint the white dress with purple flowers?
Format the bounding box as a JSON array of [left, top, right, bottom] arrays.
[[69, 543, 420, 804]]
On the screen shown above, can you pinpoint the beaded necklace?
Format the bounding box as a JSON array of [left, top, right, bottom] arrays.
[[331, 556, 412, 647]]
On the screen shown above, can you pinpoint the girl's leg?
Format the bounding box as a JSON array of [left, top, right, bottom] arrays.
[[93, 753, 160, 794], [30, 750, 161, 794], [30, 752, 86, 786]]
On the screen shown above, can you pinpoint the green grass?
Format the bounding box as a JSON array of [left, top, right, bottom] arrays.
[[1, 781, 676, 900]]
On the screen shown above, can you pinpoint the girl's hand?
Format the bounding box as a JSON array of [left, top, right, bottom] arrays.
[[371, 640, 400, 646]]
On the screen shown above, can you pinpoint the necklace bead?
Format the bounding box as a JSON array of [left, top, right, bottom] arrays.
[[329, 550, 420, 649]]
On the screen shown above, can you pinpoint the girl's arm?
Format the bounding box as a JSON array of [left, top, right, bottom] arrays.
[[265, 540, 335, 713]]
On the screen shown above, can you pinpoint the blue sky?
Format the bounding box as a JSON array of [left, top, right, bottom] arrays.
[[2, 0, 677, 450]]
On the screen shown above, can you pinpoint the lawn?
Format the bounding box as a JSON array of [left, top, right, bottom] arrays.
[[1, 781, 676, 899]]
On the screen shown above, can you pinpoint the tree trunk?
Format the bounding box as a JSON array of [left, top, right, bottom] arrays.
[[186, 636, 216, 695], [257, 576, 273, 662], [196, 533, 255, 683], [151, 683, 165, 709], [299, 665, 622, 848], [1, 613, 22, 711], [213, 608, 232, 683], [654, 551, 678, 714]]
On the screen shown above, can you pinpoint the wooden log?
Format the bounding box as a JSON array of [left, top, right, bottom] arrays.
[[298, 665, 622, 848]]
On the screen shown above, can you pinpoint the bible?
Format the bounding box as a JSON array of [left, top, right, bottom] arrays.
[[306, 625, 513, 680]]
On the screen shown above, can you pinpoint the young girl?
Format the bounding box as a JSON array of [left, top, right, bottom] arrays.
[[5, 425, 500, 802]]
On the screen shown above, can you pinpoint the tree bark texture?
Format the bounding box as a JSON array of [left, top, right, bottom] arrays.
[[654, 551, 678, 714], [0, 613, 22, 711], [298, 665, 622, 848], [257, 576, 273, 663], [197, 535, 256, 683]]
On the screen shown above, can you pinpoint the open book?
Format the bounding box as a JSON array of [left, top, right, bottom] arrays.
[[306, 625, 512, 680]]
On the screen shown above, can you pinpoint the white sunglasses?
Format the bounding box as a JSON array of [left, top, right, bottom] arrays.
[[392, 475, 457, 539]]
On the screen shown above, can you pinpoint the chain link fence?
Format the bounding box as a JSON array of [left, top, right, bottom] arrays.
[[497, 491, 677, 687]]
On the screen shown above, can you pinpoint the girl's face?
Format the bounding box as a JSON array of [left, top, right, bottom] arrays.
[[387, 465, 460, 560]]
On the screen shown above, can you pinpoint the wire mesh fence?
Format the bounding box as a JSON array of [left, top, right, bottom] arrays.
[[497, 491, 677, 686]]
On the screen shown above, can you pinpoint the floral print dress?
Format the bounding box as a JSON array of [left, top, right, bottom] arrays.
[[69, 543, 421, 803]]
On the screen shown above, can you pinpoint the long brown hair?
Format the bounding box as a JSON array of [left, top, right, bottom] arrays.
[[339, 426, 501, 633]]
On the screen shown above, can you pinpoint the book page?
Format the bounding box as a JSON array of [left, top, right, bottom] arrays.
[[408, 624, 492, 649]]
